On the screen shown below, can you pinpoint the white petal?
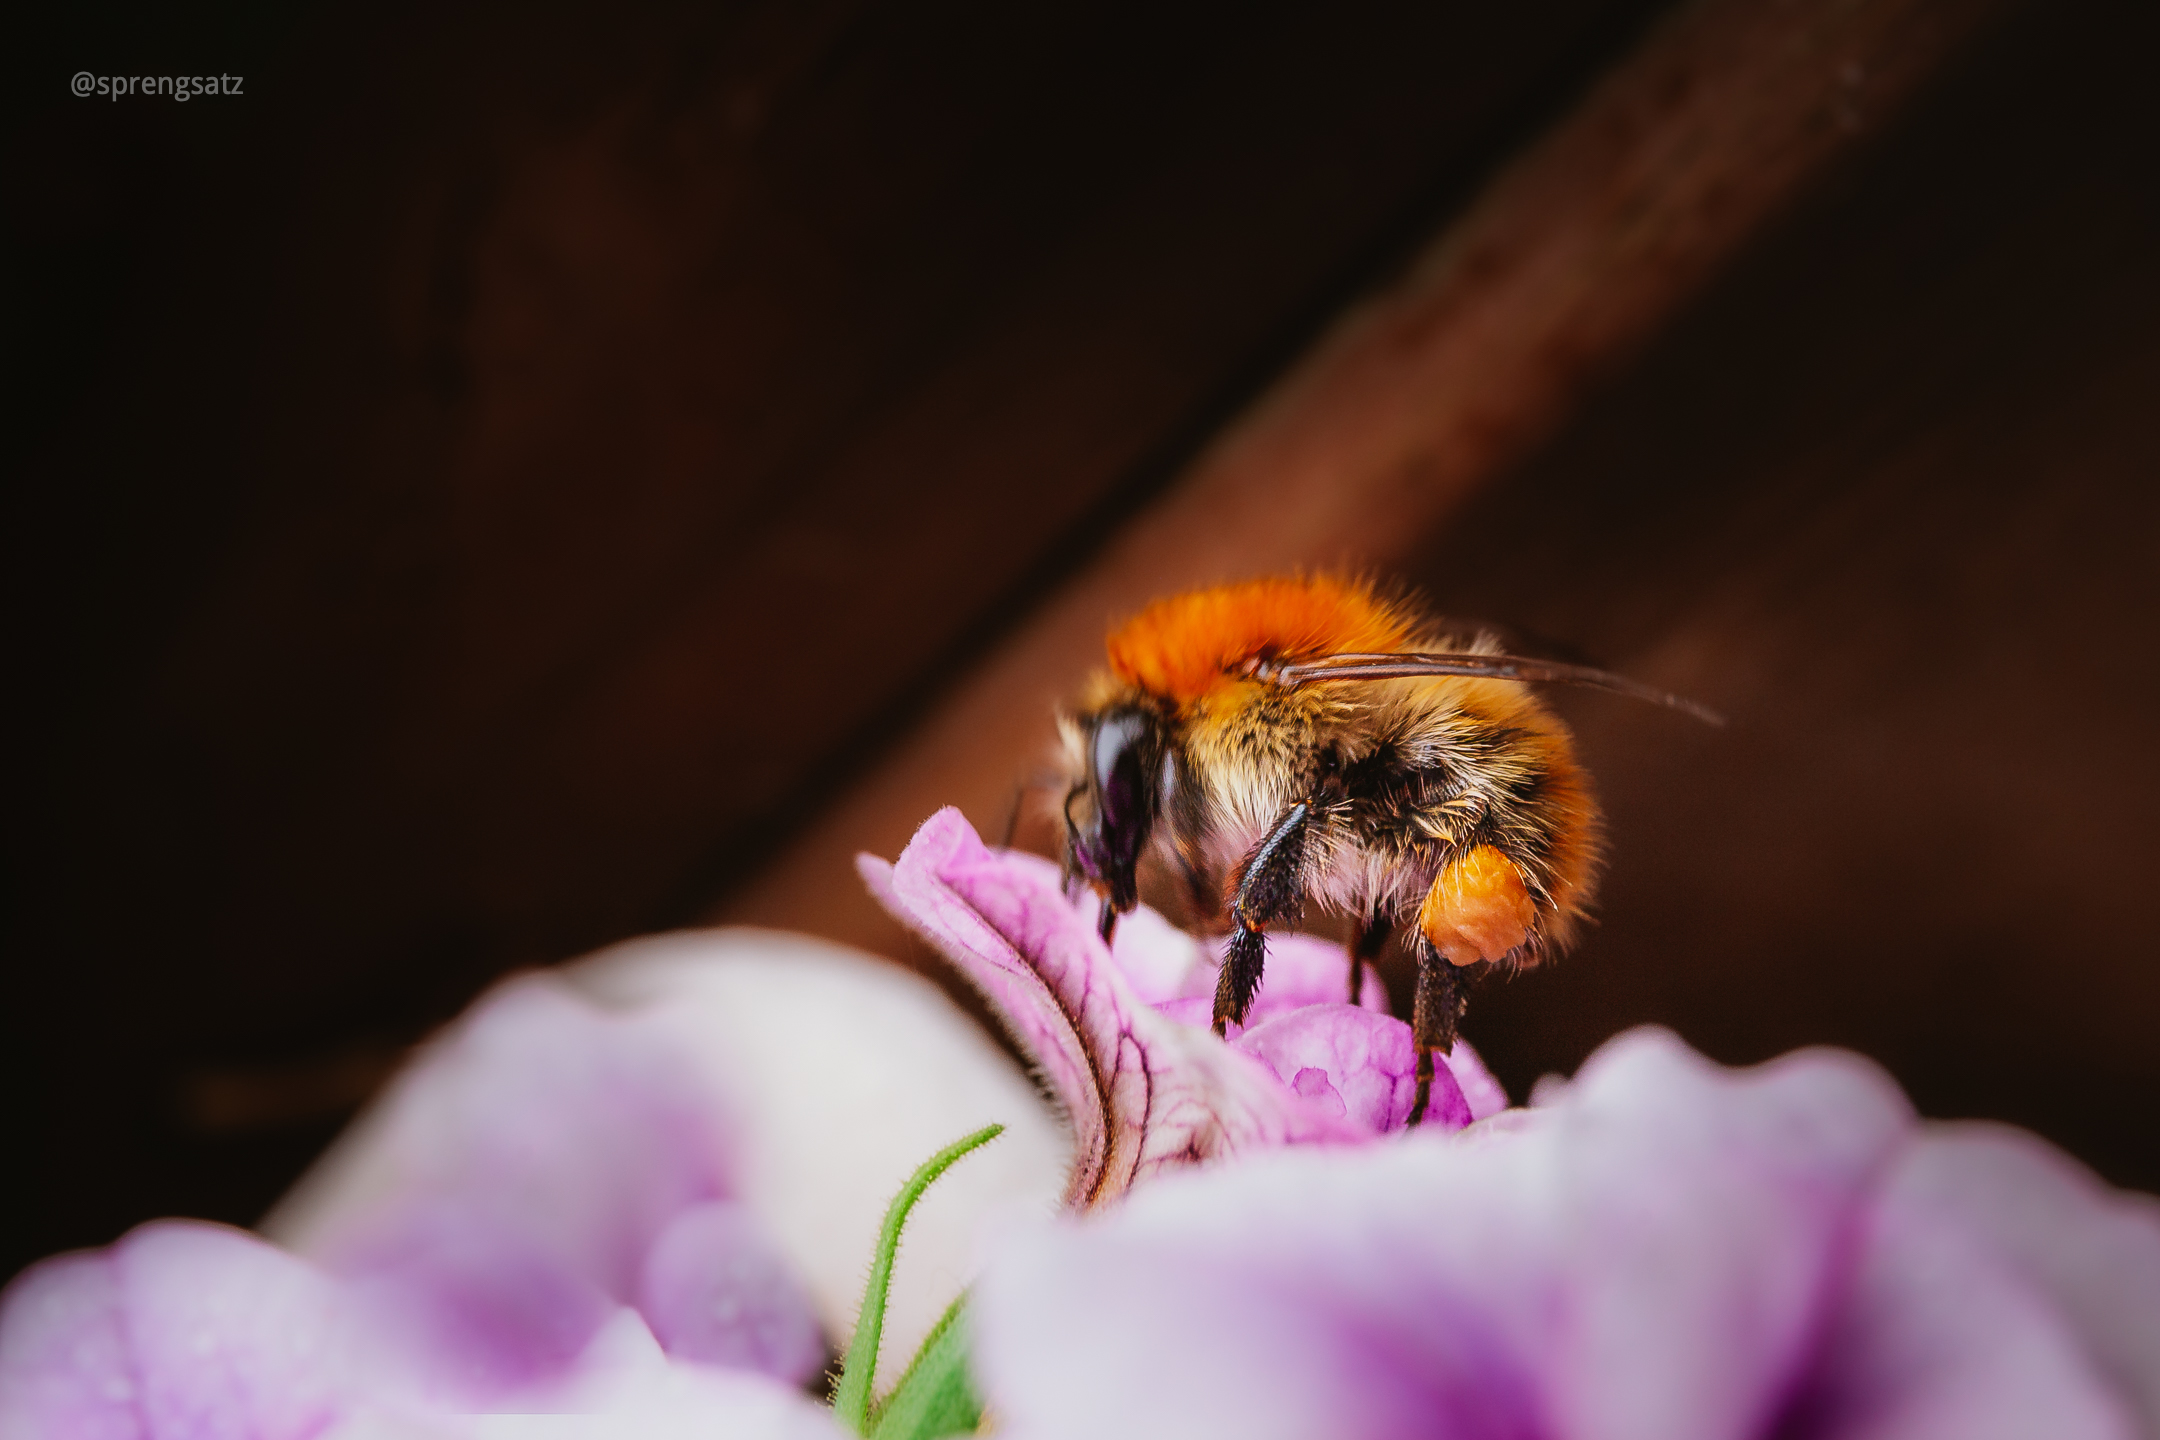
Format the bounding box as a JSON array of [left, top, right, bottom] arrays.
[[269, 929, 1068, 1383]]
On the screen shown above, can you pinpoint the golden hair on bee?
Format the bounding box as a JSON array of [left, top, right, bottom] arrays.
[[1058, 572, 1712, 1124]]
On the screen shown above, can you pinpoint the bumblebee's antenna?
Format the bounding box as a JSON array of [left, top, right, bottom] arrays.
[[1275, 651, 1724, 726], [999, 783, 1026, 849], [1001, 772, 1070, 849]]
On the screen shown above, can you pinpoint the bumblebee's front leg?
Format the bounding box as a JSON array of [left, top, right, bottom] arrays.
[[1213, 801, 1311, 1035], [1406, 844, 1534, 1123]]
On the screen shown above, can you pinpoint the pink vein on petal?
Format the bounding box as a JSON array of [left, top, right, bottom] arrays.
[[860, 810, 1368, 1209]]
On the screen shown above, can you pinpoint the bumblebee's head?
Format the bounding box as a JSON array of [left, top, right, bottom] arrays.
[[1062, 705, 1165, 923]]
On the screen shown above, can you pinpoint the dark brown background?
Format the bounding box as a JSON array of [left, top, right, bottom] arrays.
[[6, 0, 2155, 1284], [1406, 0, 2160, 1176]]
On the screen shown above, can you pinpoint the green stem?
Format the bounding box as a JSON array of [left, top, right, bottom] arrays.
[[830, 1122, 1004, 1433]]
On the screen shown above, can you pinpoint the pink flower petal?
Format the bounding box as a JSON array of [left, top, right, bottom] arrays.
[[1019, 849, 1390, 1021], [1786, 1187, 2137, 1440], [1540, 1033, 1913, 1440], [270, 933, 1066, 1389], [636, 1201, 824, 1380], [0, 1221, 387, 1440], [0, 1251, 140, 1440], [1289, 1067, 1347, 1116], [3, 932, 1058, 1437], [1877, 1126, 2160, 1433], [1233, 1004, 1441, 1133], [974, 1128, 1545, 1440], [472, 1309, 850, 1440], [1444, 1037, 1511, 1122], [268, 979, 783, 1398], [1785, 1126, 2160, 1440], [1003, 845, 1516, 1128], [108, 1223, 378, 1439], [972, 1029, 1926, 1440], [0, 1230, 849, 1440], [335, 1196, 621, 1394], [861, 808, 1368, 1209]]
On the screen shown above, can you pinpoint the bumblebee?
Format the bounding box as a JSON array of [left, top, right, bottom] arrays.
[[1058, 574, 1715, 1122]]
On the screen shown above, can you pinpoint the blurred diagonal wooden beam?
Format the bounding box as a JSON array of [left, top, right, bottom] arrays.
[[715, 0, 2007, 951]]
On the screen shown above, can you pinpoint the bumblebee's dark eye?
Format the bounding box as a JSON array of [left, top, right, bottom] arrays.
[[1092, 712, 1151, 828], [1071, 708, 1162, 913]]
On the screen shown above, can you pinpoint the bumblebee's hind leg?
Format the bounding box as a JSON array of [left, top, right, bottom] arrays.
[[1407, 942, 1461, 1125], [1407, 942, 1493, 1125], [1406, 845, 1530, 1123]]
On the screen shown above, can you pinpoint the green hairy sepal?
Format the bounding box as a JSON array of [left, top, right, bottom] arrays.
[[829, 1123, 1003, 1439]]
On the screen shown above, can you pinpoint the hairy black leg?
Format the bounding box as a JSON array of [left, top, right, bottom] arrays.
[[1212, 801, 1311, 1035], [1407, 949, 1494, 1124], [1097, 898, 1119, 945], [1213, 926, 1267, 1037], [1407, 946, 1463, 1125], [1411, 1046, 1437, 1126], [1348, 909, 1394, 1004]]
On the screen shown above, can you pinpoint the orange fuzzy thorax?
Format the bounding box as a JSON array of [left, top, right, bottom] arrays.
[[1105, 575, 1416, 702]]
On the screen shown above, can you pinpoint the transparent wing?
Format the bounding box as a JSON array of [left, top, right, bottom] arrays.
[[1273, 651, 1724, 726]]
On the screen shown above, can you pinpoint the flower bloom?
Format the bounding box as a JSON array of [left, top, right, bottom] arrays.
[[16, 806, 2153, 1440], [0, 931, 1067, 1437], [859, 809, 1505, 1210], [972, 1027, 2160, 1440]]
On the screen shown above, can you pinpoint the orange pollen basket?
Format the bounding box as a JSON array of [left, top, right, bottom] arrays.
[[1105, 575, 1416, 702]]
